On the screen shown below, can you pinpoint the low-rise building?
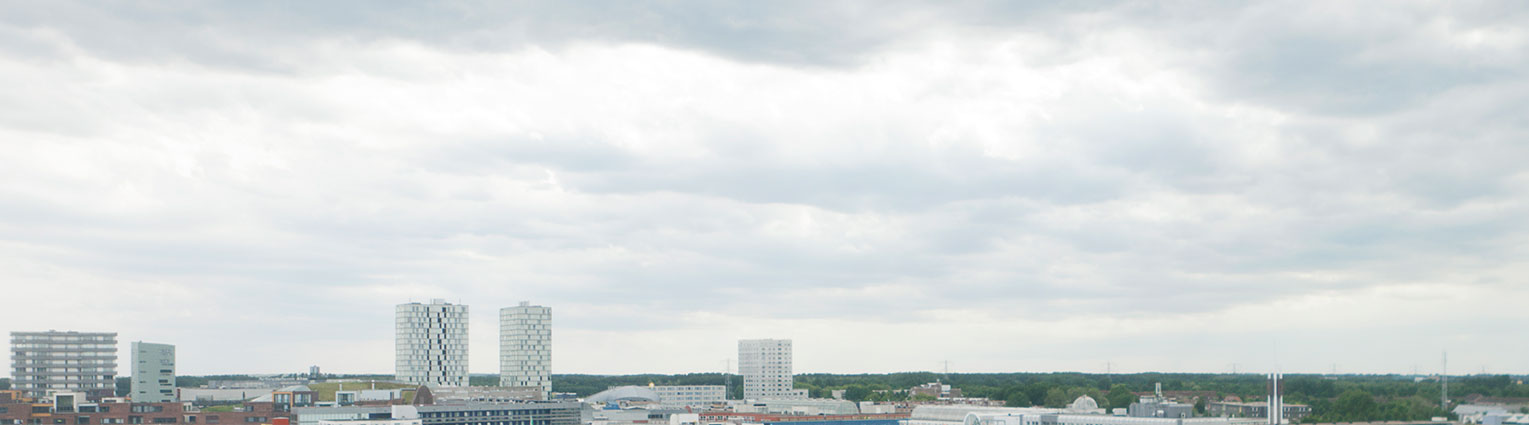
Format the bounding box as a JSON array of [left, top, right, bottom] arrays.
[[293, 403, 580, 425], [966, 411, 1266, 425], [1205, 402, 1310, 422], [700, 412, 909, 425], [652, 386, 726, 409], [733, 399, 860, 416], [912, 384, 962, 400], [178, 389, 276, 404]]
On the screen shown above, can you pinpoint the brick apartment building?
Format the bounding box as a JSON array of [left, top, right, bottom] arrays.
[[0, 390, 291, 425]]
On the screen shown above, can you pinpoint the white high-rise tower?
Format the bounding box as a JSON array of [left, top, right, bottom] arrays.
[[500, 301, 551, 397], [738, 338, 807, 400], [395, 299, 469, 387]]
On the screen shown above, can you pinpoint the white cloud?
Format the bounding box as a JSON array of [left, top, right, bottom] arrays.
[[1, 2, 1526, 377]]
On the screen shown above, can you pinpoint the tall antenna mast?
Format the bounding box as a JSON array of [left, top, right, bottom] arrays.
[[1441, 351, 1449, 409]]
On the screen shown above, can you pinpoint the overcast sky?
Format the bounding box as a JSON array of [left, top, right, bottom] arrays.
[[2, 1, 1527, 378]]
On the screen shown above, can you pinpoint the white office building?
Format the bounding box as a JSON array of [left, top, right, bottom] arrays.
[[500, 302, 551, 396], [395, 299, 469, 387], [652, 385, 727, 408], [130, 341, 175, 402], [738, 339, 807, 400]]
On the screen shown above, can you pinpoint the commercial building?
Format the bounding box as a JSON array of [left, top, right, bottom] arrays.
[[293, 402, 581, 425], [499, 302, 551, 397], [9, 331, 119, 401], [585, 385, 726, 409], [738, 339, 806, 400], [395, 300, 469, 387], [131, 342, 176, 403]]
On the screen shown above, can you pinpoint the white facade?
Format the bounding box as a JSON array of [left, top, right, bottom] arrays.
[[500, 301, 551, 396], [395, 299, 469, 387], [130, 341, 175, 402], [9, 331, 118, 401], [653, 385, 727, 407], [738, 339, 806, 400]]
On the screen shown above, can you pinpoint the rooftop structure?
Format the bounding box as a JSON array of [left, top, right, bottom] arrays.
[[425, 385, 542, 403], [1128, 384, 1193, 419]]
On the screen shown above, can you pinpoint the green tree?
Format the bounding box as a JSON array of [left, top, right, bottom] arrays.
[[844, 385, 872, 402], [1045, 387, 1073, 407], [1107, 385, 1135, 412], [1331, 390, 1378, 422], [1195, 398, 1207, 415]]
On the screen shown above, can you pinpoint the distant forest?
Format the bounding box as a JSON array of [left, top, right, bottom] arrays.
[[47, 372, 1529, 424]]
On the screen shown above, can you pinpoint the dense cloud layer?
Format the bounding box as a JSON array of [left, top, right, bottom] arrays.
[[1, 1, 1526, 376]]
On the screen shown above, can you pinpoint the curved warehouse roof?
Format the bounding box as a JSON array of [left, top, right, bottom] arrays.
[[586, 386, 661, 403]]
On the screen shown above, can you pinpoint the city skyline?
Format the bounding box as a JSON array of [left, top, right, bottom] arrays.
[[2, 1, 1528, 378]]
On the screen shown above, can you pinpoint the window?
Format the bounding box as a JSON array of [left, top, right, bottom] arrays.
[[152, 419, 176, 424], [77, 417, 90, 425]]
